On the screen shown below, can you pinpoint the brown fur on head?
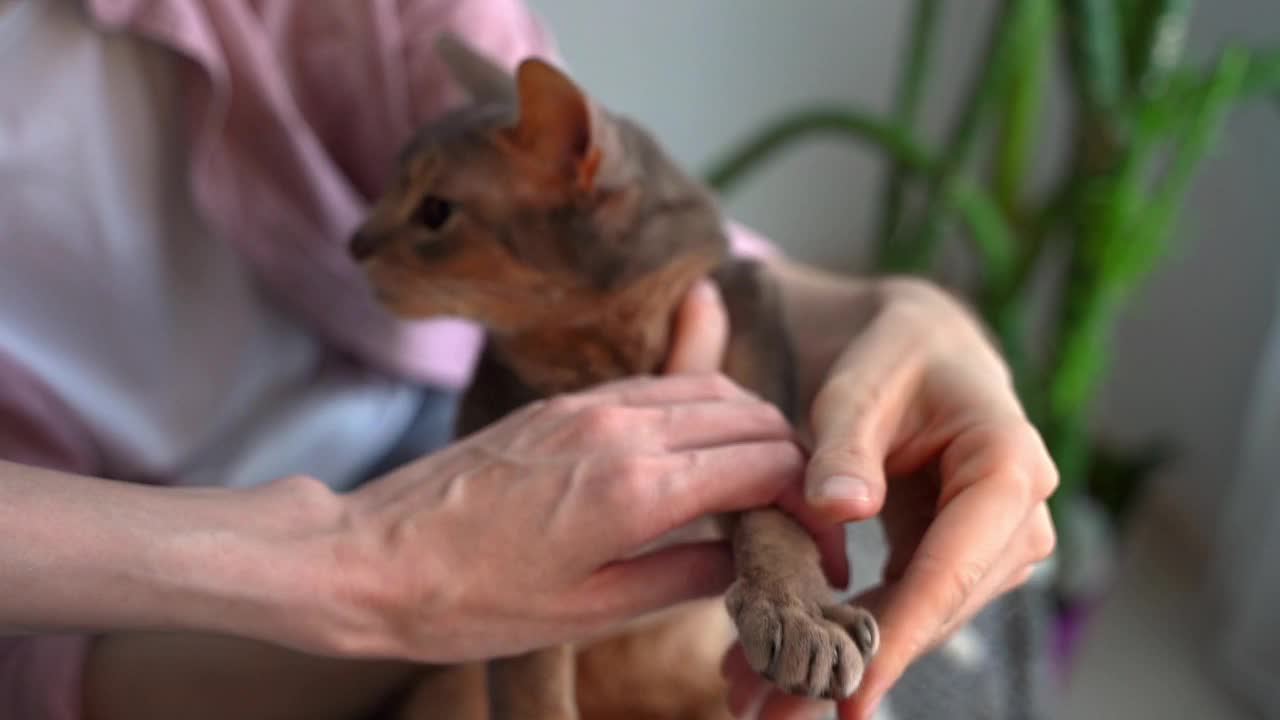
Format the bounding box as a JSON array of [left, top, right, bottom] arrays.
[[350, 35, 727, 348]]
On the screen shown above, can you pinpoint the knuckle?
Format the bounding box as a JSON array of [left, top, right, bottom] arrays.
[[914, 551, 988, 629], [877, 277, 965, 336], [993, 421, 1059, 499], [965, 420, 1054, 506], [878, 275, 952, 308], [1032, 449, 1061, 500], [609, 454, 657, 498], [997, 466, 1036, 510], [576, 405, 630, 441], [812, 440, 879, 478], [811, 375, 882, 429], [770, 443, 807, 479], [895, 621, 936, 670], [938, 558, 988, 623], [1026, 512, 1058, 561], [981, 422, 1030, 464]]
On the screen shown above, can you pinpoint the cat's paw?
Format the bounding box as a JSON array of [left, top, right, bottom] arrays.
[[725, 581, 878, 700]]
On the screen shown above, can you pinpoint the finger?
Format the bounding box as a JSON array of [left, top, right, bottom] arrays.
[[665, 278, 729, 375], [572, 541, 735, 622], [725, 642, 841, 720], [656, 398, 794, 452], [942, 503, 1055, 635], [522, 395, 790, 458], [572, 372, 758, 408], [804, 312, 925, 523], [614, 440, 806, 550], [840, 425, 1044, 718], [723, 644, 769, 716]]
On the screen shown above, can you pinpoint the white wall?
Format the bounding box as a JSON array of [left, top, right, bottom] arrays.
[[526, 0, 1280, 548]]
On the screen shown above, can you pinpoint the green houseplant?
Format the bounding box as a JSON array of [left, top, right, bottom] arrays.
[[702, 0, 1278, 638]]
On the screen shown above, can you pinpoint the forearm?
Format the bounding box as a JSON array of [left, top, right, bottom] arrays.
[[763, 257, 996, 417], [0, 461, 367, 654], [761, 256, 881, 415]]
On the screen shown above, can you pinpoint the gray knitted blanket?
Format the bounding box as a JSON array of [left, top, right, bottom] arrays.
[[843, 520, 1055, 720]]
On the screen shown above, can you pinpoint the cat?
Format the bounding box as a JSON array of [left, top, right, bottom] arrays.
[[350, 33, 879, 720]]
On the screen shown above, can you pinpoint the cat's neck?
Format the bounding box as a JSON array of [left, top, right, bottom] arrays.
[[488, 253, 720, 396]]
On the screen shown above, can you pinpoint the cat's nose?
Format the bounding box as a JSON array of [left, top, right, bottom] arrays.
[[349, 229, 384, 261]]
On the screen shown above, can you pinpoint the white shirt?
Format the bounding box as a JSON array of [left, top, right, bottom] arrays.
[[0, 0, 422, 490]]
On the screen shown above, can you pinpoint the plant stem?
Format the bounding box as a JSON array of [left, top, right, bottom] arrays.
[[1129, 48, 1249, 277], [1045, 49, 1247, 513], [1059, 0, 1130, 180], [1125, 0, 1193, 95], [886, 0, 1031, 273], [706, 108, 932, 193], [979, 0, 1057, 399], [993, 0, 1055, 223], [1060, 0, 1126, 117], [874, 0, 943, 256], [704, 107, 1015, 285]]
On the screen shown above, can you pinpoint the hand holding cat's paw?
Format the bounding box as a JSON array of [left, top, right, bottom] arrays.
[[725, 579, 877, 701]]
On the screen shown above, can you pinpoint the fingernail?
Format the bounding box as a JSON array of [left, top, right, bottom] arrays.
[[816, 475, 872, 503]]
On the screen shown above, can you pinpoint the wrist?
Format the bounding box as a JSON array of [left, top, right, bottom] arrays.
[[765, 257, 879, 406], [290, 476, 461, 661], [138, 474, 373, 654]]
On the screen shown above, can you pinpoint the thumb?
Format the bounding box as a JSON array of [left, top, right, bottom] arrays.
[[803, 331, 918, 522], [805, 383, 888, 523], [664, 278, 729, 375]]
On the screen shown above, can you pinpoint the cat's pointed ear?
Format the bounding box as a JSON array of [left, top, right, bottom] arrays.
[[502, 58, 629, 192], [435, 32, 516, 106]]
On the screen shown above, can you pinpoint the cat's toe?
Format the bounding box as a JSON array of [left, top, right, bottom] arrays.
[[822, 603, 880, 660]]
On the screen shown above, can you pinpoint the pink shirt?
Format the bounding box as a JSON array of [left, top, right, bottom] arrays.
[[0, 1, 773, 716]]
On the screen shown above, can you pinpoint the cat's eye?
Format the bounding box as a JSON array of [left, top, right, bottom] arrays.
[[415, 195, 454, 230]]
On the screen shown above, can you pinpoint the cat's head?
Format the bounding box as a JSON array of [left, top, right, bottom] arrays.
[[349, 34, 725, 333]]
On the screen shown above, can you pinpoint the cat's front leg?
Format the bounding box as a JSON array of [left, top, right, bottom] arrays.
[[725, 509, 879, 700], [487, 644, 579, 720]]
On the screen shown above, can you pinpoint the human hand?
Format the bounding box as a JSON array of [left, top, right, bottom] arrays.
[[330, 372, 816, 663], [720, 273, 1058, 719]]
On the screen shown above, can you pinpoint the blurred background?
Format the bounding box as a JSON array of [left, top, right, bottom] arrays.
[[526, 1, 1279, 719]]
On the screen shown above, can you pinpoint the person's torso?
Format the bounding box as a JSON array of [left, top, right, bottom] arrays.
[[0, 0, 424, 490]]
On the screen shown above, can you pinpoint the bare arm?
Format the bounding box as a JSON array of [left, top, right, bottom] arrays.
[[0, 461, 355, 648], [760, 256, 883, 418], [0, 373, 807, 718], [0, 462, 411, 720]]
